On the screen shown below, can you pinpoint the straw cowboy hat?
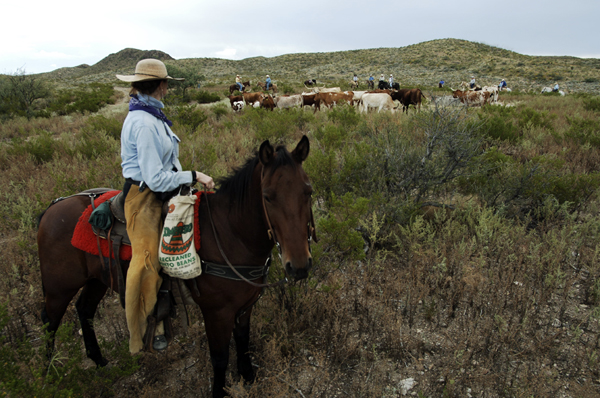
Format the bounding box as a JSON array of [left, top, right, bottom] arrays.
[[116, 59, 183, 82]]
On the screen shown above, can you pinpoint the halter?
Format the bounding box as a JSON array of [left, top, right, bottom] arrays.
[[204, 164, 316, 288]]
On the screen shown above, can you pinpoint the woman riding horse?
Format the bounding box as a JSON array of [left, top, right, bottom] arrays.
[[116, 59, 215, 353]]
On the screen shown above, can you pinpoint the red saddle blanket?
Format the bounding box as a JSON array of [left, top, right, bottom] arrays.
[[71, 190, 208, 261]]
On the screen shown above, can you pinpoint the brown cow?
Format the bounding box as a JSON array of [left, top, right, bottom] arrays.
[[260, 94, 275, 111], [451, 89, 491, 107], [243, 92, 263, 106], [315, 91, 354, 111], [301, 93, 318, 111], [228, 94, 244, 109], [390, 88, 426, 113]]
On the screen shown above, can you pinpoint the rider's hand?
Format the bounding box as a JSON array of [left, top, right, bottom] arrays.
[[196, 172, 215, 190]]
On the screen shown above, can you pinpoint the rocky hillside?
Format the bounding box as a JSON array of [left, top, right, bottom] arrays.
[[43, 39, 600, 93]]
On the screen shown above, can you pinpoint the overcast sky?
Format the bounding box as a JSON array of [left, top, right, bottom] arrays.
[[2, 0, 599, 75]]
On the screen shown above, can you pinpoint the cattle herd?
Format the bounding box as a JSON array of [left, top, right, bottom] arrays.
[[227, 86, 429, 114], [226, 81, 503, 113]]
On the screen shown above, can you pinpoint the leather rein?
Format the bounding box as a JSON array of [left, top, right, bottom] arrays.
[[203, 166, 315, 288]]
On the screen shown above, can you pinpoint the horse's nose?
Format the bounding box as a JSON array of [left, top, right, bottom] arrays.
[[285, 257, 312, 281]]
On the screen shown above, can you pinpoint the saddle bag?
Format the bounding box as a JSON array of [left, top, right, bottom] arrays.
[[158, 191, 202, 279]]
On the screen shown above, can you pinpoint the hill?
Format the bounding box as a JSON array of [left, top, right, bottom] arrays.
[[43, 39, 600, 93]]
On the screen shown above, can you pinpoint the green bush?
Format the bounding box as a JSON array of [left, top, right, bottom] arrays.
[[313, 192, 370, 263], [241, 107, 309, 142], [327, 104, 361, 129], [0, 69, 51, 120], [48, 83, 115, 115], [280, 83, 295, 95], [517, 107, 555, 130], [193, 90, 220, 104], [565, 116, 600, 147], [481, 115, 520, 142], [85, 115, 123, 140], [211, 103, 229, 120], [72, 128, 119, 160], [8, 130, 61, 164], [582, 96, 600, 112], [167, 104, 208, 130]]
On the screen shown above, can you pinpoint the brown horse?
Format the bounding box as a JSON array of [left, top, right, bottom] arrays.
[[256, 81, 278, 93], [38, 136, 315, 398], [229, 80, 251, 94]]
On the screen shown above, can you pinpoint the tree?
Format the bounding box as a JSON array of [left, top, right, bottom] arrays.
[[0, 68, 50, 119], [165, 64, 205, 99]]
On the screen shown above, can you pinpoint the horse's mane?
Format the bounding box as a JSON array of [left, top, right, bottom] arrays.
[[216, 145, 297, 207]]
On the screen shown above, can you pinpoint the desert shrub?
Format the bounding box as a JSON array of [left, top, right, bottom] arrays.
[[314, 124, 348, 151], [582, 96, 600, 112], [0, 69, 51, 120], [564, 116, 600, 147], [461, 150, 600, 219], [517, 107, 555, 130], [84, 114, 123, 140], [357, 106, 483, 222], [48, 83, 115, 115], [548, 172, 600, 207], [240, 107, 310, 142], [327, 104, 361, 129], [211, 103, 229, 121], [312, 192, 369, 264], [481, 114, 520, 142], [72, 127, 120, 160], [280, 83, 295, 95], [193, 90, 220, 104], [0, 303, 139, 397], [167, 103, 208, 131], [7, 130, 62, 164]]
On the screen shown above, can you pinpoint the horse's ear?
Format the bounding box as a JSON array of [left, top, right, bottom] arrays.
[[292, 135, 310, 164], [259, 140, 274, 166]]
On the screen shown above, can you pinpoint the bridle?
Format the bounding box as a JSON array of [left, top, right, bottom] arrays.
[[204, 165, 316, 288]]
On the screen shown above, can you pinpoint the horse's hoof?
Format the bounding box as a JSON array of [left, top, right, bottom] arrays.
[[153, 335, 168, 351], [95, 357, 109, 367]]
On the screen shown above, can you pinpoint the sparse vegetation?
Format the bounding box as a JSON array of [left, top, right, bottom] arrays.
[[1, 42, 600, 397]]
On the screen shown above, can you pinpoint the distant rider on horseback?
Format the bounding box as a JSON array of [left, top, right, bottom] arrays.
[[236, 74, 244, 92]]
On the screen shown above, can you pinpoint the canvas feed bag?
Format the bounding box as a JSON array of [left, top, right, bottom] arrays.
[[158, 192, 202, 279]]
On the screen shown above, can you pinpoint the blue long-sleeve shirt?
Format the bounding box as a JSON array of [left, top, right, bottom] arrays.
[[120, 94, 193, 192]]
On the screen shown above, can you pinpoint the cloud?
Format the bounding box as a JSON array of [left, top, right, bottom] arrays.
[[215, 48, 237, 59], [31, 50, 78, 60]]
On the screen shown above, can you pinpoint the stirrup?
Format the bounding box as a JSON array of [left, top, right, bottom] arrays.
[[153, 335, 168, 351]]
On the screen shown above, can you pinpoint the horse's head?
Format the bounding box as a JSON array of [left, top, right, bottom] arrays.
[[258, 136, 316, 281]]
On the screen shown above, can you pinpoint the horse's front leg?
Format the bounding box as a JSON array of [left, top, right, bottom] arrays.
[[202, 310, 236, 398], [233, 307, 255, 383]]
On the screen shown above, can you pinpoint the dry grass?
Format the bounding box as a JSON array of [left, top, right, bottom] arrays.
[[1, 89, 600, 397]]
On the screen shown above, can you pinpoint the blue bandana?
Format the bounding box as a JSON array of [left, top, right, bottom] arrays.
[[128, 94, 173, 127]]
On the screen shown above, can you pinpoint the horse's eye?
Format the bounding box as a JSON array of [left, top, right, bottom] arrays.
[[263, 195, 271, 203]]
